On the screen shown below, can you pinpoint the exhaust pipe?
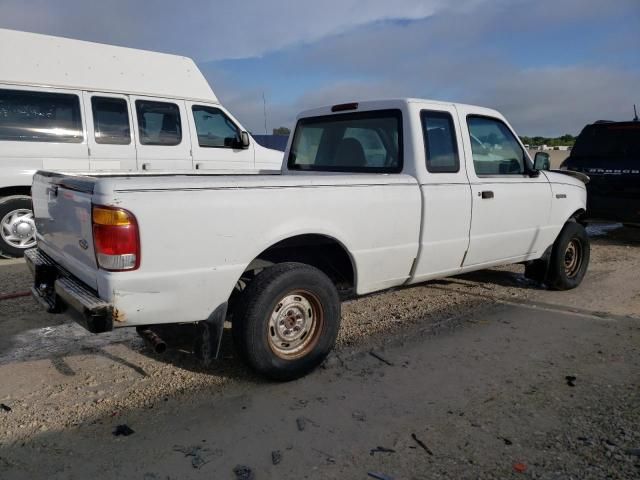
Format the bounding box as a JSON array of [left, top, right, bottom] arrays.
[[136, 327, 167, 354]]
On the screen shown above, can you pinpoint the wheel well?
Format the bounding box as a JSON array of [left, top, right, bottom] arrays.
[[0, 186, 31, 199], [570, 208, 587, 225], [242, 234, 355, 292]]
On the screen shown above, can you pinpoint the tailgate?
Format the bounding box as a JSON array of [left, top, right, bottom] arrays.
[[32, 172, 99, 289]]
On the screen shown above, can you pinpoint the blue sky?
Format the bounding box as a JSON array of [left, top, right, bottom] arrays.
[[1, 0, 638, 136]]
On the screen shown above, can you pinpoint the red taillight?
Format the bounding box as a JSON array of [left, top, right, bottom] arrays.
[[92, 205, 140, 271]]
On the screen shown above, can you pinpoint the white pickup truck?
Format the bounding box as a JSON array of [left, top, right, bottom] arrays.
[[27, 99, 590, 380]]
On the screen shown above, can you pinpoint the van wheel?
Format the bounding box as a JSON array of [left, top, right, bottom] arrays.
[[0, 196, 36, 258], [546, 221, 590, 290], [232, 262, 341, 381]]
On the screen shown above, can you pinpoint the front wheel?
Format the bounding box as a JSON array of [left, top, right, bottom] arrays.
[[232, 262, 341, 381], [0, 196, 36, 258], [546, 221, 590, 290]]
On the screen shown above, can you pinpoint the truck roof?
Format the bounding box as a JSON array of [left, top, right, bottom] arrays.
[[0, 28, 218, 104], [296, 98, 502, 119]]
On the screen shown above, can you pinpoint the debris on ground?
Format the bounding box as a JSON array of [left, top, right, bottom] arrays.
[[311, 447, 335, 464], [411, 433, 433, 455], [368, 472, 394, 480], [565, 375, 577, 387], [1, 403, 11, 412], [498, 436, 513, 445], [296, 417, 306, 431], [369, 350, 393, 366], [370, 446, 396, 456], [233, 464, 254, 480], [173, 445, 216, 469], [271, 450, 282, 465], [112, 424, 135, 436], [625, 448, 640, 457], [352, 410, 367, 422], [513, 462, 527, 473]]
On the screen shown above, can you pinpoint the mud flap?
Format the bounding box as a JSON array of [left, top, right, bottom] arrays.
[[194, 302, 228, 367]]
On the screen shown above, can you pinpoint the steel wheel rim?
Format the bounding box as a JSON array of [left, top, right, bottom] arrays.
[[564, 238, 582, 278], [1, 209, 36, 249], [267, 290, 324, 360]]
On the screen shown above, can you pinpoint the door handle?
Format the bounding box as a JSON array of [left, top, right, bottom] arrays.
[[480, 190, 494, 199], [142, 163, 150, 171]]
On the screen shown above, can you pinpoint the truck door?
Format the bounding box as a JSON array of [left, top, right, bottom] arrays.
[[131, 96, 193, 171], [459, 111, 551, 267], [410, 107, 472, 283], [186, 102, 255, 171], [83, 92, 137, 171]]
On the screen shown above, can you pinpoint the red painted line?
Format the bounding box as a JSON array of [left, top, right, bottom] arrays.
[[0, 291, 31, 301]]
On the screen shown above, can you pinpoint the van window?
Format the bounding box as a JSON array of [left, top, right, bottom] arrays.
[[91, 97, 131, 145], [135, 100, 182, 146], [421, 110, 459, 173], [192, 106, 240, 148], [0, 89, 83, 143], [467, 116, 526, 175]]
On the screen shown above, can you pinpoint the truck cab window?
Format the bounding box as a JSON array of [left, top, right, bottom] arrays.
[[192, 106, 240, 148], [288, 109, 402, 173], [92, 97, 131, 145], [421, 111, 459, 173], [135, 100, 182, 146], [0, 89, 83, 143], [467, 116, 525, 175]]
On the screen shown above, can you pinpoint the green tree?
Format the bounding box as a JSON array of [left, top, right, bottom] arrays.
[[273, 127, 290, 136]]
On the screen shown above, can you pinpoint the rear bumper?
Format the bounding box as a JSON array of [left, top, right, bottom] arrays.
[[25, 248, 114, 333]]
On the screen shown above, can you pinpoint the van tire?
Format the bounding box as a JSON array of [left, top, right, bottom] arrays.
[[0, 196, 36, 258], [232, 262, 341, 381], [546, 221, 590, 290]]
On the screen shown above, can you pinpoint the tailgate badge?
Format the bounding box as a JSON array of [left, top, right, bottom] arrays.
[[79, 239, 89, 250]]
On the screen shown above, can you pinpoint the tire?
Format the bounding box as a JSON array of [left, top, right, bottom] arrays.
[[0, 195, 36, 258], [546, 221, 590, 290], [232, 262, 341, 381]]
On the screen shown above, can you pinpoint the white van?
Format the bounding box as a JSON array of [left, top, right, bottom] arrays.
[[0, 28, 282, 257]]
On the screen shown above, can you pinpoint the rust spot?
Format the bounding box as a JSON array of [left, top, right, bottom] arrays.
[[112, 308, 127, 323]]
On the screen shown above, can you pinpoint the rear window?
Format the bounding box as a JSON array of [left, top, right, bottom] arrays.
[[135, 100, 182, 146], [0, 89, 83, 143], [288, 110, 402, 172], [572, 123, 640, 159]]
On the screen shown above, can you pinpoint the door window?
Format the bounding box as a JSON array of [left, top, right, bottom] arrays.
[[192, 106, 240, 148], [135, 100, 182, 146], [467, 116, 525, 175], [421, 111, 459, 173], [0, 88, 83, 143], [91, 97, 131, 145]]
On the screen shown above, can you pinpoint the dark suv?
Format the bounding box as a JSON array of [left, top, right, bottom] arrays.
[[561, 120, 640, 225]]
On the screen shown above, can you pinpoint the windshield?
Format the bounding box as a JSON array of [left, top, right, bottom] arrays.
[[288, 109, 402, 172], [572, 123, 640, 159]]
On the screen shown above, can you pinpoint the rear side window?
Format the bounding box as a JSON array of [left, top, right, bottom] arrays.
[[0, 89, 83, 143], [91, 97, 131, 145], [421, 110, 459, 173], [192, 105, 240, 148], [288, 109, 402, 172], [467, 116, 526, 175], [135, 100, 182, 146]]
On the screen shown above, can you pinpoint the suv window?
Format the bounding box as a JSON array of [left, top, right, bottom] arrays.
[[0, 89, 83, 143], [421, 110, 459, 173], [192, 106, 240, 148], [572, 123, 640, 159], [135, 100, 182, 146], [91, 97, 131, 145], [288, 109, 402, 172], [467, 116, 525, 175]]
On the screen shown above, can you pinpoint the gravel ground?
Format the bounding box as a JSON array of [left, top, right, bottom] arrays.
[[0, 224, 638, 479]]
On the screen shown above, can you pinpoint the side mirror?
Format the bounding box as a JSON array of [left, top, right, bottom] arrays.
[[534, 152, 550, 171], [240, 131, 250, 149]]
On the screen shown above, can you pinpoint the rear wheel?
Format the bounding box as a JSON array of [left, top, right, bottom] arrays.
[[0, 196, 36, 258], [546, 221, 590, 290], [232, 262, 341, 381]]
